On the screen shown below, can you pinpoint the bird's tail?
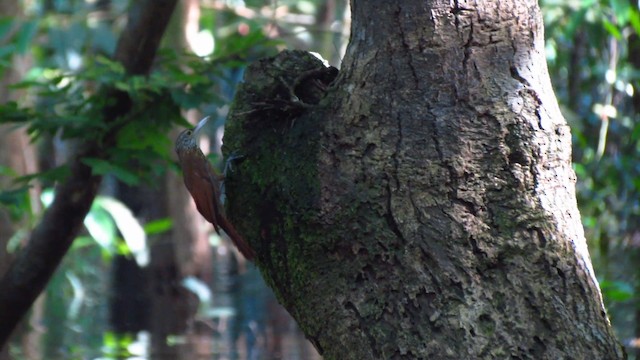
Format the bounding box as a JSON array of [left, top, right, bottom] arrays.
[[217, 215, 256, 261]]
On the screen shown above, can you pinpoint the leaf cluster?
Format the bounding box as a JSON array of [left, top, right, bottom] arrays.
[[0, 53, 247, 187]]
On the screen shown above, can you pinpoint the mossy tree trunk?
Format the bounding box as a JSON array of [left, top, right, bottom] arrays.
[[223, 0, 625, 359]]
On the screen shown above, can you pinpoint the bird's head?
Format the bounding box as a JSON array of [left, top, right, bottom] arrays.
[[175, 116, 210, 156]]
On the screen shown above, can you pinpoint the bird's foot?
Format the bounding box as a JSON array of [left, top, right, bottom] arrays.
[[219, 153, 245, 205], [223, 153, 245, 177]]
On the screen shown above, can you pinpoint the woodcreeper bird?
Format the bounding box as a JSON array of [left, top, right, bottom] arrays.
[[175, 117, 255, 260]]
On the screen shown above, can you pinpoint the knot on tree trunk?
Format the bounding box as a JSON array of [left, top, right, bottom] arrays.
[[233, 50, 338, 125], [222, 50, 339, 309]]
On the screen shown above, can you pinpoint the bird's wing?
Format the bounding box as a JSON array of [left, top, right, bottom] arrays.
[[182, 157, 222, 234], [181, 154, 254, 260]]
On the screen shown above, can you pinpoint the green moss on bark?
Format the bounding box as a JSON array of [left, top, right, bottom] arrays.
[[222, 50, 338, 307]]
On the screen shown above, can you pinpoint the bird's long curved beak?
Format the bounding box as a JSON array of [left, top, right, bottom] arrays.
[[193, 116, 210, 138]]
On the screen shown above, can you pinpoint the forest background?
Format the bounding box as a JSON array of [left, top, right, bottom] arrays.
[[0, 0, 639, 359]]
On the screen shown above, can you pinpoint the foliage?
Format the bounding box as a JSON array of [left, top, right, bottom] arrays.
[[42, 188, 156, 264], [542, 0, 640, 343], [2, 52, 224, 185], [0, 1, 282, 357], [0, 2, 278, 223]]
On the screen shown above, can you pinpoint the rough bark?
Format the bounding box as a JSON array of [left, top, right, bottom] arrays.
[[223, 0, 625, 359], [0, 0, 178, 349]]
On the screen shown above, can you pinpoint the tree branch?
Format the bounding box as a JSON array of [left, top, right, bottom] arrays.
[[0, 0, 178, 348]]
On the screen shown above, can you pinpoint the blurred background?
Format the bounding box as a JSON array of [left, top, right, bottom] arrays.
[[0, 0, 639, 358]]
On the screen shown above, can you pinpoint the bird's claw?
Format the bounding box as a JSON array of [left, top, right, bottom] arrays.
[[219, 153, 245, 205], [223, 153, 245, 177]]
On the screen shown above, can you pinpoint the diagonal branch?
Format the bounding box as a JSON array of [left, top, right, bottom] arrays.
[[0, 0, 178, 348]]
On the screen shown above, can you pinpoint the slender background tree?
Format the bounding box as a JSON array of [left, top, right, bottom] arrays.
[[0, 0, 180, 349]]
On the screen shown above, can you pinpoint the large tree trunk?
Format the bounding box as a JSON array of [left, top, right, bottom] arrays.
[[223, 0, 625, 359]]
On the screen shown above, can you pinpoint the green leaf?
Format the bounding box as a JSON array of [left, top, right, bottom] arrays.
[[82, 158, 140, 186], [96, 196, 148, 267], [0, 17, 14, 41], [609, 0, 631, 24], [7, 228, 27, 253], [602, 18, 622, 39], [629, 7, 640, 35], [0, 165, 18, 177], [600, 280, 634, 302], [0, 101, 33, 124], [84, 204, 116, 254], [15, 19, 38, 54], [70, 235, 95, 250], [0, 187, 31, 220], [16, 165, 71, 184], [0, 187, 29, 205], [573, 163, 586, 177], [94, 55, 125, 75], [143, 218, 173, 235], [116, 122, 171, 154], [0, 44, 17, 61], [582, 216, 597, 229]]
